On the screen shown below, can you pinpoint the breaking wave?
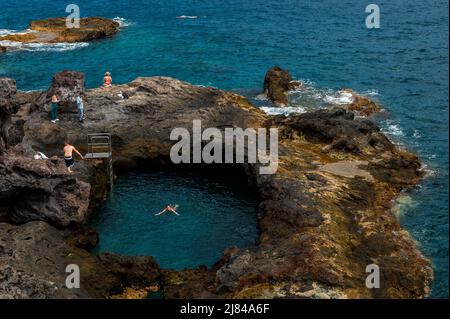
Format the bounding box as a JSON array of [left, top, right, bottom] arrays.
[[0, 29, 16, 36], [0, 40, 89, 52], [112, 17, 134, 27], [260, 106, 307, 116], [323, 91, 354, 105], [1, 17, 131, 53], [381, 120, 406, 138], [255, 79, 381, 116]]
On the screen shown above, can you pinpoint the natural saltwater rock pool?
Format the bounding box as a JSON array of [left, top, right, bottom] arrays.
[[90, 166, 259, 270]]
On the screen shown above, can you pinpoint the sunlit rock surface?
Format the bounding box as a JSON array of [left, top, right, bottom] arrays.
[[0, 70, 432, 299]]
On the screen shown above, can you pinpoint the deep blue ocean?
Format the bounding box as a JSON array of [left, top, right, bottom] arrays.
[[0, 0, 448, 298]]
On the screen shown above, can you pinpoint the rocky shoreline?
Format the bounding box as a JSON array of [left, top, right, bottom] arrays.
[[0, 69, 432, 298], [0, 17, 119, 52]]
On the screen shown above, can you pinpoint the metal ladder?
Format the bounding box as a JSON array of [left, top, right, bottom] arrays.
[[85, 133, 113, 190]]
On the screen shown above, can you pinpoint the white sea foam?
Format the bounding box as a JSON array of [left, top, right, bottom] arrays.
[[0, 29, 16, 36], [361, 89, 379, 96], [418, 161, 439, 179], [1, 25, 91, 52], [258, 78, 383, 118], [260, 106, 306, 116], [287, 79, 332, 111], [385, 124, 405, 137], [177, 15, 198, 19], [381, 120, 405, 138], [1, 17, 130, 53], [324, 91, 354, 105], [0, 40, 89, 52], [413, 129, 422, 138], [0, 28, 36, 36], [112, 17, 134, 27]]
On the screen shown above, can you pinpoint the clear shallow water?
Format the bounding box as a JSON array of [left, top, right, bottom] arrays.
[[90, 168, 259, 270], [0, 0, 448, 297]]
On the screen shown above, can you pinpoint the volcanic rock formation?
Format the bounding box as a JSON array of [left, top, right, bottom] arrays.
[[0, 69, 433, 299], [0, 17, 119, 52], [263, 66, 299, 107], [0, 78, 19, 154]]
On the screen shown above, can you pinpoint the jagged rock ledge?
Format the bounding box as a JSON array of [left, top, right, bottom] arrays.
[[0, 70, 432, 298], [263, 66, 381, 116], [0, 17, 119, 52]]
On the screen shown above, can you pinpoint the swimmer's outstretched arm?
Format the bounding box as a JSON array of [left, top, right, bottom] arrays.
[[154, 208, 168, 216], [172, 210, 180, 216], [167, 207, 180, 216]]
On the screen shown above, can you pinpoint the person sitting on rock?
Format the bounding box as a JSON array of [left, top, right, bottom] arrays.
[[155, 204, 180, 216], [50, 94, 60, 123], [63, 141, 84, 173], [103, 72, 112, 87]]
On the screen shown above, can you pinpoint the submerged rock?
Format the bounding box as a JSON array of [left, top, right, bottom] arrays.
[[263, 66, 298, 107], [0, 71, 433, 299]]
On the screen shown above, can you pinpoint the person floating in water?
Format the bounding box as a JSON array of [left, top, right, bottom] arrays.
[[63, 141, 84, 173], [155, 204, 180, 216], [103, 72, 112, 87]]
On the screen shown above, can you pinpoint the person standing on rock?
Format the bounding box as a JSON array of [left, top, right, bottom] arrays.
[[76, 94, 85, 123], [50, 94, 60, 123], [63, 141, 84, 173]]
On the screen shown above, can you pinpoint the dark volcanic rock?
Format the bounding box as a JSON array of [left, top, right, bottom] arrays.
[[66, 224, 99, 251], [263, 66, 298, 107], [0, 78, 18, 153], [0, 148, 90, 227], [25, 76, 267, 162], [0, 221, 89, 298], [34, 70, 85, 114], [2, 71, 432, 299], [0, 78, 17, 111], [96, 253, 161, 292], [0, 221, 161, 298], [270, 107, 394, 154]]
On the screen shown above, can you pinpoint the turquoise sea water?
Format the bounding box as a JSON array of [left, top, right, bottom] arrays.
[[90, 167, 259, 270], [0, 0, 448, 297]]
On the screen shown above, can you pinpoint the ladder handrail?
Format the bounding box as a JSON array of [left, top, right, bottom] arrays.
[[87, 133, 112, 156], [86, 133, 114, 190]]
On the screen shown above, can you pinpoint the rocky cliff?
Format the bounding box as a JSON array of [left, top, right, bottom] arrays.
[[0, 70, 432, 299]]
